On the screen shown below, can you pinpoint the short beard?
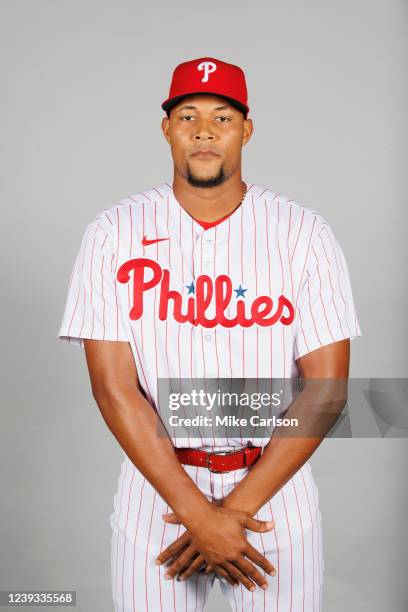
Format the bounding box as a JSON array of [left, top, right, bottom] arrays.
[[186, 164, 226, 188]]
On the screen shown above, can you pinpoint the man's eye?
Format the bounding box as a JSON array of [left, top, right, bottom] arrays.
[[180, 115, 231, 122]]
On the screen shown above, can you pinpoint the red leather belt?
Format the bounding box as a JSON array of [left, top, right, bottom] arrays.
[[175, 445, 263, 473]]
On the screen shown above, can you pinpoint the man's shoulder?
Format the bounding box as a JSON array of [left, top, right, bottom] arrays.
[[251, 183, 330, 230], [90, 182, 172, 228]]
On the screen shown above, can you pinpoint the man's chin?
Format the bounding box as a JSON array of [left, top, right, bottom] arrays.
[[186, 169, 226, 189]]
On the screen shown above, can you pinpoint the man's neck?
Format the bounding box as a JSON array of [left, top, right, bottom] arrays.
[[172, 174, 246, 223]]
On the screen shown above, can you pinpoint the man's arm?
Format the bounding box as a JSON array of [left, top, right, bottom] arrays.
[[221, 339, 350, 515], [83, 338, 214, 523], [83, 338, 276, 589]]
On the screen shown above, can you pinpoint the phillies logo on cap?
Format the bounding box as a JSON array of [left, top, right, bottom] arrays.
[[197, 61, 217, 82], [161, 56, 250, 118]]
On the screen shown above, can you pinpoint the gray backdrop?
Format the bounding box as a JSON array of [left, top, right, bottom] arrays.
[[1, 0, 407, 610]]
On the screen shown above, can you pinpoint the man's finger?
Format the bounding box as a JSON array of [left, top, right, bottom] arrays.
[[161, 512, 181, 524], [164, 544, 198, 579], [221, 561, 256, 592], [243, 516, 275, 533], [178, 554, 207, 581], [156, 532, 191, 565], [233, 556, 269, 590], [211, 565, 238, 587], [244, 542, 276, 575]]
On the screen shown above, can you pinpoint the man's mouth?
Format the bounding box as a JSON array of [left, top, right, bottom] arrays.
[[191, 150, 220, 158]]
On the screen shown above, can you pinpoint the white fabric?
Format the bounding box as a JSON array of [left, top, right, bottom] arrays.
[[58, 181, 362, 610], [58, 181, 362, 449]]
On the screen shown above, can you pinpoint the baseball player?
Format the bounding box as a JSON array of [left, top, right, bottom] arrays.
[[58, 56, 362, 611]]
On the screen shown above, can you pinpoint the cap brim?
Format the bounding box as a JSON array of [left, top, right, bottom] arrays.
[[162, 92, 248, 117]]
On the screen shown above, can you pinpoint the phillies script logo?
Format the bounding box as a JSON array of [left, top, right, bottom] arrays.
[[117, 258, 295, 329]]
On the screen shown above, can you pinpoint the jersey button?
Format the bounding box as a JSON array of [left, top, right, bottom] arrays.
[[204, 334, 212, 342]]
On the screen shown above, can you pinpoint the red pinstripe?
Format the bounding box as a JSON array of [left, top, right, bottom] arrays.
[[240, 205, 244, 378], [179, 204, 184, 284], [276, 199, 286, 378], [74, 226, 95, 338], [281, 489, 293, 612], [153, 203, 160, 398], [255, 509, 267, 612], [190, 217, 194, 381], [300, 469, 315, 612], [141, 202, 145, 354], [320, 228, 354, 337], [200, 327, 206, 380], [252, 196, 259, 380], [165, 197, 171, 379], [268, 498, 280, 612], [152, 186, 164, 199], [294, 218, 317, 312], [320, 227, 346, 302], [101, 232, 108, 248], [193, 469, 199, 612], [316, 236, 347, 336], [114, 209, 121, 340], [129, 323, 153, 404], [173, 520, 184, 609], [292, 479, 305, 612], [227, 217, 232, 377], [114, 460, 128, 608], [213, 226, 221, 382], [144, 491, 157, 611], [291, 210, 305, 263], [306, 468, 322, 611], [265, 201, 273, 390], [287, 205, 294, 305], [121, 466, 135, 610], [132, 477, 146, 611], [298, 309, 311, 354], [213, 225, 217, 278], [127, 205, 133, 329], [65, 246, 80, 328], [158, 504, 169, 612], [101, 255, 106, 339], [214, 327, 220, 379], [311, 246, 336, 342], [306, 275, 323, 345], [276, 199, 284, 295]]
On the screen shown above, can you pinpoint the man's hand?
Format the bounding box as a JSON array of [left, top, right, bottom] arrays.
[[156, 506, 276, 591]]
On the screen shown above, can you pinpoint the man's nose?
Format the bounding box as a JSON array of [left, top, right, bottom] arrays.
[[194, 133, 215, 140], [193, 120, 215, 140]]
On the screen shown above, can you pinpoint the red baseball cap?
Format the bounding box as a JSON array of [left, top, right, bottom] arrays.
[[161, 57, 250, 118]]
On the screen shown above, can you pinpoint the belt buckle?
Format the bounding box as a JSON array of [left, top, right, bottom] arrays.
[[206, 448, 240, 473]]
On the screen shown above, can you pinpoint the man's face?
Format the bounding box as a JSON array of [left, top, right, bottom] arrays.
[[161, 94, 253, 188]]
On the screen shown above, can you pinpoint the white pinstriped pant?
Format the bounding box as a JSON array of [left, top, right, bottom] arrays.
[[110, 451, 324, 612]]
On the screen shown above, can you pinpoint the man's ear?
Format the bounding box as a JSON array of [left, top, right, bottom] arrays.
[[242, 118, 254, 146], [161, 116, 171, 144]]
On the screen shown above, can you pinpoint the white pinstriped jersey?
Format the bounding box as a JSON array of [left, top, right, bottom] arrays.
[[58, 181, 362, 448]]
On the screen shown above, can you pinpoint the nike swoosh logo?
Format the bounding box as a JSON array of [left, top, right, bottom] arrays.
[[142, 234, 170, 246]]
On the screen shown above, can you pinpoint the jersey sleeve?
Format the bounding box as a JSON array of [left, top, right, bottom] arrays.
[[293, 220, 362, 361], [57, 214, 131, 348]]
